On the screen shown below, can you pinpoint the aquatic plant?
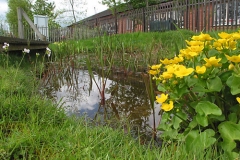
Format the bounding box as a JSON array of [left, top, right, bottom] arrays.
[[86, 48, 114, 106], [149, 31, 240, 159]]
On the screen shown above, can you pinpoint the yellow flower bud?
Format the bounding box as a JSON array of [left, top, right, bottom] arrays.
[[228, 63, 235, 70], [236, 97, 240, 104]]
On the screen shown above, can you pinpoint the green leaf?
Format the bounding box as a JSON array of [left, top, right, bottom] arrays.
[[173, 112, 187, 130], [190, 101, 198, 109], [228, 113, 237, 123], [208, 49, 219, 57], [176, 85, 189, 97], [218, 52, 228, 63], [161, 129, 178, 139], [209, 114, 225, 122], [191, 85, 209, 92], [226, 75, 240, 95], [186, 76, 198, 87], [186, 129, 216, 153], [209, 68, 220, 78], [196, 114, 208, 127], [158, 113, 171, 131], [207, 76, 222, 92], [157, 84, 166, 92], [218, 121, 240, 159], [195, 101, 222, 116], [188, 118, 197, 129]]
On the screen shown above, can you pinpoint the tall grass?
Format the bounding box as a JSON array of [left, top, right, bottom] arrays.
[[49, 29, 195, 73]]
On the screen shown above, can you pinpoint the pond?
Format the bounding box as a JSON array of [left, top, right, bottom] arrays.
[[41, 63, 161, 139]]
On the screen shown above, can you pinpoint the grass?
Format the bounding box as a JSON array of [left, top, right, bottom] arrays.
[[0, 30, 231, 159], [49, 29, 194, 69]]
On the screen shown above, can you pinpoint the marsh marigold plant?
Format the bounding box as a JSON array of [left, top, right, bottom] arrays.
[[149, 31, 240, 159]]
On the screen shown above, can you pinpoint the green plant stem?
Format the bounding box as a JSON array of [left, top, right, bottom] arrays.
[[173, 112, 190, 126], [189, 90, 198, 102], [214, 92, 223, 111], [13, 53, 25, 81]]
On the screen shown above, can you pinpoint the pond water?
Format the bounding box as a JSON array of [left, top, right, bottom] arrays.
[[41, 64, 161, 138]]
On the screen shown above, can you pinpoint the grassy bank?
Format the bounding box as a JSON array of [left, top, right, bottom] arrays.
[[0, 30, 229, 159], [49, 29, 195, 73]]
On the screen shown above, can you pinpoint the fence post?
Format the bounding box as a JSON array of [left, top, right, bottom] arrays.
[[143, 8, 146, 32], [17, 7, 24, 39], [17, 7, 46, 41]]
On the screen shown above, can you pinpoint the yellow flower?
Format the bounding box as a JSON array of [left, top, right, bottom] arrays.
[[156, 93, 168, 103], [191, 35, 202, 41], [160, 58, 171, 65], [237, 97, 240, 104], [188, 51, 198, 57], [232, 32, 240, 40], [174, 65, 194, 78], [204, 56, 222, 67], [218, 38, 227, 44], [165, 65, 176, 73], [185, 40, 204, 46], [173, 56, 184, 63], [151, 64, 162, 70], [213, 41, 223, 51], [188, 45, 204, 53], [218, 32, 232, 39], [196, 66, 206, 74], [161, 101, 174, 111], [228, 63, 235, 70], [149, 70, 158, 75], [225, 54, 240, 63], [161, 72, 173, 79], [229, 40, 237, 50], [192, 32, 213, 41]]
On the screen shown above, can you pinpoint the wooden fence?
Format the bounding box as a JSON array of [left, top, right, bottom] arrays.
[[78, 0, 240, 34], [1, 0, 240, 42]]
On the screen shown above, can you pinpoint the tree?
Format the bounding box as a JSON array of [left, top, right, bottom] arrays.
[[125, 0, 161, 9], [32, 0, 60, 28], [6, 0, 33, 27], [101, 0, 126, 34], [57, 0, 87, 25]]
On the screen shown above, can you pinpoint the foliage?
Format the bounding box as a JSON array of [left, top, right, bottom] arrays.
[[101, 0, 127, 34], [6, 0, 33, 27], [7, 0, 61, 37], [125, 0, 162, 9], [149, 31, 240, 159], [32, 0, 60, 28], [101, 0, 125, 9], [56, 0, 87, 25]]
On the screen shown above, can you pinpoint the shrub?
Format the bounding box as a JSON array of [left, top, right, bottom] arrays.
[[149, 31, 240, 159]]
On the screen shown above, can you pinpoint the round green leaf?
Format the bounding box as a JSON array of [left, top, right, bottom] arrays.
[[186, 129, 216, 153], [226, 75, 240, 95], [218, 121, 240, 159], [196, 114, 208, 127], [207, 76, 222, 92], [195, 101, 222, 116]]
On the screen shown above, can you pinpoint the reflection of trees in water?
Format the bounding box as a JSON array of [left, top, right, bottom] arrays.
[[41, 63, 155, 138], [41, 63, 91, 111], [105, 78, 153, 136]]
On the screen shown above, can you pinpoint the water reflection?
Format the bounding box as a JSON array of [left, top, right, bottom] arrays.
[[41, 64, 161, 137]]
